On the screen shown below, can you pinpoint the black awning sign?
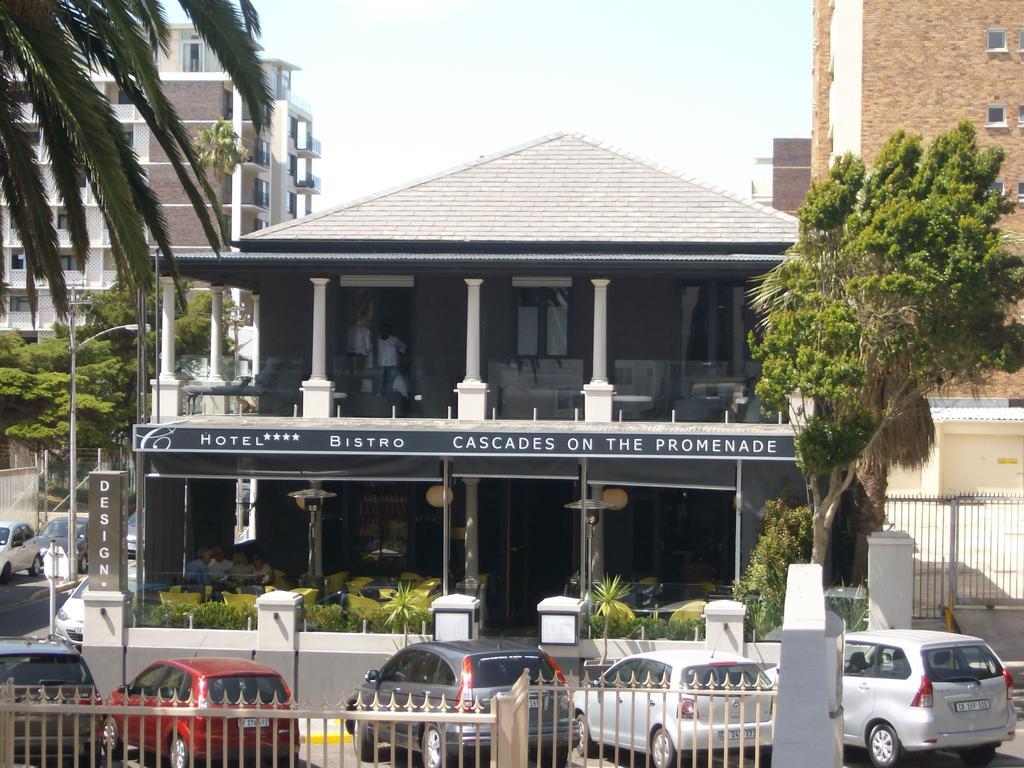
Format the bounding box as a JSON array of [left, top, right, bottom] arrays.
[[134, 424, 795, 461]]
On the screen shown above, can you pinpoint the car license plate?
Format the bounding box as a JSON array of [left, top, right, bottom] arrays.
[[955, 700, 990, 713], [529, 696, 539, 710], [239, 718, 270, 728], [718, 727, 756, 741]]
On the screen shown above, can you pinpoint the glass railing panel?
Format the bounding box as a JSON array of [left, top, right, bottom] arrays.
[[610, 359, 780, 423], [331, 355, 460, 419], [486, 357, 584, 420]]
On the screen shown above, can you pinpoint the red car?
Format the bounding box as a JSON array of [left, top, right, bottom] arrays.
[[102, 657, 296, 768]]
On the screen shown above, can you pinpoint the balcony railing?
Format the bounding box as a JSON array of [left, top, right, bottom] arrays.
[[111, 103, 139, 122], [243, 190, 270, 209], [247, 147, 271, 167], [295, 174, 321, 193], [296, 135, 321, 156], [286, 90, 312, 114]]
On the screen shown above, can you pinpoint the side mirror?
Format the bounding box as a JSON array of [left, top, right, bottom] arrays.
[[117, 684, 128, 695], [364, 669, 380, 685]]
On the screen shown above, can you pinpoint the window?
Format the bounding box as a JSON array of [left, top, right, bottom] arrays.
[[1017, 181, 1024, 202], [987, 104, 1007, 127], [59, 254, 78, 271], [253, 218, 268, 231], [10, 251, 24, 270], [116, 89, 132, 105], [9, 296, 31, 312], [844, 642, 877, 677], [56, 212, 69, 230], [1020, 29, 1024, 51], [515, 286, 569, 357], [288, 116, 298, 140], [122, 127, 134, 148], [183, 40, 203, 72], [288, 192, 297, 217], [876, 646, 912, 680], [305, 197, 313, 216], [680, 281, 756, 368], [993, 179, 1005, 195], [289, 154, 298, 179], [987, 28, 1007, 51], [1019, 105, 1024, 126], [129, 664, 169, 697], [924, 645, 1003, 682]]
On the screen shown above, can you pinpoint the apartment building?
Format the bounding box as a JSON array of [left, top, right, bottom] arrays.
[[813, 1, 1024, 494], [751, 137, 812, 214], [2, 23, 321, 336]]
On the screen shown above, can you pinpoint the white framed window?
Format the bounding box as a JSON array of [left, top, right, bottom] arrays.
[[987, 28, 1008, 51], [1018, 105, 1024, 126], [182, 34, 203, 72], [1017, 181, 1024, 202], [992, 179, 1005, 195], [987, 104, 1007, 127], [1019, 29, 1024, 50]]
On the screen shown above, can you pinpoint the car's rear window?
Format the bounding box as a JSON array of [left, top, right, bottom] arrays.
[[923, 645, 1003, 682], [0, 527, 8, 545], [207, 675, 288, 705], [0, 654, 94, 686], [683, 664, 770, 690], [472, 653, 555, 687]]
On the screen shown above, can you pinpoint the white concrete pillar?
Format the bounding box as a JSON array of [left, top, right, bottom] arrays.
[[301, 277, 334, 417], [457, 278, 487, 420], [583, 279, 613, 421], [256, 590, 302, 651], [230, 87, 243, 245], [251, 294, 261, 376], [208, 286, 224, 381], [151, 276, 182, 421], [463, 477, 480, 583], [868, 531, 914, 630], [159, 276, 176, 380]]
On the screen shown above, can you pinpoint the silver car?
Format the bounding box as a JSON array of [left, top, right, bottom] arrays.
[[843, 630, 1015, 768], [0, 520, 43, 582]]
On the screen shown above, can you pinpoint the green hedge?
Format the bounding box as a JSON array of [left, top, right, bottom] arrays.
[[587, 613, 704, 641], [141, 602, 256, 630]]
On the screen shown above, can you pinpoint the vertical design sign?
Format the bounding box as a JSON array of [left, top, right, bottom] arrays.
[[88, 470, 128, 591]]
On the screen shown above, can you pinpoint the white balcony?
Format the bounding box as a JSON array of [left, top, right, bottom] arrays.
[[112, 103, 140, 122]]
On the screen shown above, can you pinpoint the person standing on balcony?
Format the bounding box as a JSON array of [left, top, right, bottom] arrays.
[[377, 323, 407, 395]]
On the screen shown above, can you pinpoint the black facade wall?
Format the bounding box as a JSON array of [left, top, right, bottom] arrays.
[[144, 477, 186, 575], [187, 478, 236, 555], [607, 277, 676, 362]]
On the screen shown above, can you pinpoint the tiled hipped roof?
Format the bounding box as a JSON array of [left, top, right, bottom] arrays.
[[245, 133, 798, 245]]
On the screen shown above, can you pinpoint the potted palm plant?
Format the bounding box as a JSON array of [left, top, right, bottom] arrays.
[[590, 574, 632, 667], [382, 582, 421, 647]]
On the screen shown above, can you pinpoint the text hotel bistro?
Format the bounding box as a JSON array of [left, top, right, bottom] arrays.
[[135, 132, 807, 626]]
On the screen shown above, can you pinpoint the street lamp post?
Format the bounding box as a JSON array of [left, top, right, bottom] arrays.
[[67, 296, 140, 579]]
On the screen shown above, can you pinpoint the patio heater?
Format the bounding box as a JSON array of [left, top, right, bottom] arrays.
[[288, 484, 337, 590], [564, 494, 610, 601]]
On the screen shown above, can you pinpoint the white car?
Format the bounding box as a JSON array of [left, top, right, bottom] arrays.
[[0, 520, 43, 582], [55, 571, 137, 646], [572, 651, 774, 768], [843, 630, 1015, 768]]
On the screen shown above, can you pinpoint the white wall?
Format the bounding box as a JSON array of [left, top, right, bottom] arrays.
[[829, 0, 863, 162]]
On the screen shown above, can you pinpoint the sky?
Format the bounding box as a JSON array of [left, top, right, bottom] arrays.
[[174, 0, 812, 211]]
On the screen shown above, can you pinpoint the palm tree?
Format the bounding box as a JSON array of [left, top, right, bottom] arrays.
[[382, 582, 422, 648], [196, 117, 245, 187], [591, 575, 631, 664], [0, 1, 272, 316]]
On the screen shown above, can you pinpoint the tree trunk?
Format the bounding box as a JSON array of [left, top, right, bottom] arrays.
[[811, 510, 831, 566], [851, 463, 889, 583]]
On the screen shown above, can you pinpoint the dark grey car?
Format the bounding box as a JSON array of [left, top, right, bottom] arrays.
[[0, 637, 101, 764], [37, 517, 89, 574], [347, 640, 573, 768]]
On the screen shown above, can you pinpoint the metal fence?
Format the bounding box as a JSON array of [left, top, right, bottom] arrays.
[[0, 671, 776, 768], [0, 466, 39, 527], [886, 494, 1024, 618]]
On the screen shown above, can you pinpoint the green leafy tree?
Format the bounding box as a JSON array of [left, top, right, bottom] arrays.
[[752, 122, 1024, 567], [0, 0, 271, 316]]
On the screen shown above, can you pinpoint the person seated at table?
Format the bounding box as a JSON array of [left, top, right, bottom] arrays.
[[207, 544, 233, 580], [251, 553, 274, 585], [185, 548, 212, 585], [229, 551, 254, 576]]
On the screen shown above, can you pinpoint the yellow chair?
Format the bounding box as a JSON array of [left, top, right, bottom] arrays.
[[292, 587, 319, 604], [669, 600, 708, 625], [377, 587, 398, 600], [346, 576, 373, 591], [222, 592, 258, 608], [159, 591, 201, 606], [638, 576, 658, 585], [264, 585, 276, 592], [604, 600, 635, 621], [416, 577, 441, 591], [701, 582, 717, 598], [399, 572, 423, 582], [324, 571, 350, 594], [410, 592, 433, 611], [168, 585, 183, 593], [347, 594, 380, 620]]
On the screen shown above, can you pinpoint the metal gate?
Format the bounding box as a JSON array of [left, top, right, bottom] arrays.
[[886, 495, 1024, 618]]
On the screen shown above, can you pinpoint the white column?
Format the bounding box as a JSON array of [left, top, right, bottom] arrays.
[[457, 278, 487, 420], [159, 277, 176, 380], [251, 294, 261, 376], [463, 477, 480, 583], [310, 278, 327, 380], [208, 286, 225, 381], [230, 87, 243, 245], [583, 278, 614, 421], [301, 277, 334, 417], [152, 276, 182, 421]]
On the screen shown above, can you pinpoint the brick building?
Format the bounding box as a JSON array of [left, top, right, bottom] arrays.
[[2, 24, 321, 337], [751, 138, 812, 214], [813, 0, 1024, 493]]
